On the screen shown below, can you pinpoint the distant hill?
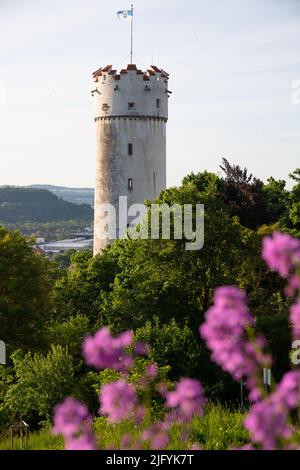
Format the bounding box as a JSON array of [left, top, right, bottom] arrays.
[[29, 185, 94, 207], [0, 187, 93, 223]]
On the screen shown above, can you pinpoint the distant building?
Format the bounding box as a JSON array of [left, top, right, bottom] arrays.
[[70, 230, 93, 240], [38, 238, 93, 254]]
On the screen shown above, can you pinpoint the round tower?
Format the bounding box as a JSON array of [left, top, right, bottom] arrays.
[[92, 64, 170, 255]]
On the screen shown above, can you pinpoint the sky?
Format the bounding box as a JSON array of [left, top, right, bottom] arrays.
[[0, 0, 299, 188]]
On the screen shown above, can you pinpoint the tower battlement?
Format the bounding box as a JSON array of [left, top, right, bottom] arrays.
[[92, 64, 170, 121], [93, 64, 169, 82]]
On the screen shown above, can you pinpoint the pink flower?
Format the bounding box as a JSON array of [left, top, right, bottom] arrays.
[[200, 287, 262, 380], [262, 232, 300, 278], [121, 434, 135, 449], [100, 379, 137, 423], [65, 432, 97, 450], [135, 342, 150, 356], [133, 405, 146, 424], [213, 286, 248, 310], [235, 444, 255, 450], [290, 301, 300, 339], [53, 397, 92, 438], [151, 433, 169, 450], [245, 371, 300, 449], [275, 370, 300, 409], [165, 378, 206, 419], [156, 382, 169, 397], [285, 275, 300, 296], [141, 423, 169, 450], [146, 363, 158, 379], [190, 444, 203, 450], [245, 400, 292, 450], [82, 327, 133, 371]]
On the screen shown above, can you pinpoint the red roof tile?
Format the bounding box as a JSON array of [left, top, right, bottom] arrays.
[[160, 68, 169, 77], [93, 68, 103, 77], [102, 64, 113, 72], [150, 65, 161, 73]]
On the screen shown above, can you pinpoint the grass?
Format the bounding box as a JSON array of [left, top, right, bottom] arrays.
[[0, 403, 248, 450], [93, 403, 248, 450], [0, 429, 64, 451], [189, 403, 248, 450]]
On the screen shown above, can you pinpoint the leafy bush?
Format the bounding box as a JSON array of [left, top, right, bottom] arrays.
[[134, 317, 203, 380], [4, 346, 75, 423]]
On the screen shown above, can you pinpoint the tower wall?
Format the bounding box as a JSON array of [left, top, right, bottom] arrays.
[[92, 64, 170, 254]]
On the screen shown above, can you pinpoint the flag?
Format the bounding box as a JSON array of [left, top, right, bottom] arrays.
[[117, 9, 133, 20]]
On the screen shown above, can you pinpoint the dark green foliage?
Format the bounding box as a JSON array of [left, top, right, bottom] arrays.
[[54, 248, 119, 323], [219, 158, 269, 229], [288, 169, 300, 234], [0, 227, 57, 353], [256, 311, 292, 381], [48, 315, 91, 359], [263, 177, 289, 225], [134, 317, 203, 380]]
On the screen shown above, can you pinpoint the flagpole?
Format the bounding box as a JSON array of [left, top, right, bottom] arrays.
[[130, 4, 134, 64]]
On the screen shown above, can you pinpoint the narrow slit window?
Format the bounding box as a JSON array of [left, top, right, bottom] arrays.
[[128, 102, 135, 109], [156, 98, 161, 109], [128, 178, 133, 191], [128, 143, 133, 156]]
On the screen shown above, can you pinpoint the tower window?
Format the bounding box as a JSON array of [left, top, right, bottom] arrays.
[[128, 143, 133, 156], [128, 102, 135, 109], [102, 103, 110, 111], [128, 178, 133, 191], [156, 98, 161, 109]]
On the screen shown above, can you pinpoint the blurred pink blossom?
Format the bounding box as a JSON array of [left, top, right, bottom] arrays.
[[262, 231, 300, 278], [82, 327, 133, 371], [100, 379, 137, 423]]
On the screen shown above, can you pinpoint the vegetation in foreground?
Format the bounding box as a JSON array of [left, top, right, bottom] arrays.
[[0, 404, 246, 450], [0, 160, 299, 449]]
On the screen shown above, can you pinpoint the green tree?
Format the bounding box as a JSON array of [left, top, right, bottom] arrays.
[[263, 177, 289, 225], [48, 314, 91, 359], [134, 317, 203, 380], [98, 185, 252, 332], [288, 169, 300, 233], [54, 248, 119, 323], [0, 226, 56, 352], [4, 346, 75, 423], [219, 158, 268, 229]]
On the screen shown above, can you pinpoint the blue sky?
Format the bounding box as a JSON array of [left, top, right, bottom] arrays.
[[0, 0, 299, 188]]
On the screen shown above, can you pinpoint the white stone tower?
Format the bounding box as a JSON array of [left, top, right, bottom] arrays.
[[92, 64, 170, 255]]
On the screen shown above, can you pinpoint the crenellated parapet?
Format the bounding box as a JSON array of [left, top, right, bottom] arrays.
[[91, 64, 170, 120], [93, 64, 170, 82]]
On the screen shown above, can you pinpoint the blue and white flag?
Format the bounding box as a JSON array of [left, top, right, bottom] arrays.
[[117, 9, 133, 20]]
